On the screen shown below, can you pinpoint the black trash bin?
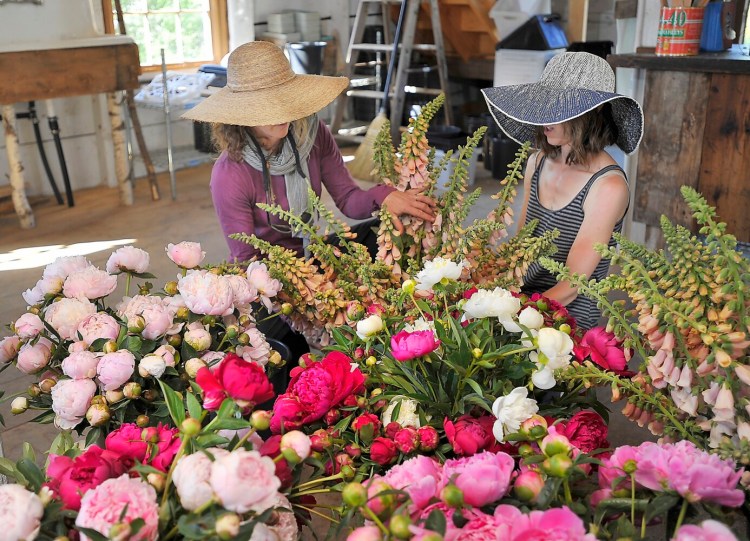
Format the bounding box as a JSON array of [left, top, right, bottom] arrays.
[[286, 41, 327, 75]]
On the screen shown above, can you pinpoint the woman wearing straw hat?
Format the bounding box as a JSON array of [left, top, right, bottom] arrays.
[[182, 40, 435, 265], [182, 40, 435, 362], [482, 52, 643, 330]]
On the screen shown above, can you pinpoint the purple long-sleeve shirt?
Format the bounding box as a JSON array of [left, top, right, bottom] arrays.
[[210, 119, 394, 262]]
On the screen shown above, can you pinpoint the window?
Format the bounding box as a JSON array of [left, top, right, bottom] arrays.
[[109, 0, 228, 70]]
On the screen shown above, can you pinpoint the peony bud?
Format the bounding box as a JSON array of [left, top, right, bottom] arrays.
[[542, 453, 573, 478], [147, 472, 166, 493], [10, 396, 28, 414], [268, 350, 283, 366], [389, 515, 412, 540], [237, 333, 250, 345], [164, 280, 179, 295], [250, 409, 272, 431], [402, 280, 416, 295], [325, 408, 341, 426], [86, 403, 111, 427], [310, 429, 332, 452], [175, 307, 190, 321], [167, 334, 182, 348], [558, 323, 572, 335], [342, 482, 368, 508], [216, 513, 240, 540], [202, 315, 217, 327], [513, 470, 545, 502], [354, 347, 365, 360], [341, 464, 356, 480], [345, 443, 362, 458], [136, 414, 150, 427], [346, 301, 366, 322], [39, 378, 57, 393], [280, 430, 312, 464], [540, 433, 571, 457], [281, 303, 294, 316], [123, 382, 142, 399], [127, 315, 146, 334], [440, 484, 464, 508], [471, 348, 483, 359], [520, 415, 549, 439], [106, 389, 125, 403], [417, 426, 439, 451], [518, 443, 536, 457], [184, 357, 207, 378], [181, 418, 202, 436], [27, 384, 41, 397], [103, 340, 118, 353], [366, 356, 377, 367], [90, 395, 108, 406]]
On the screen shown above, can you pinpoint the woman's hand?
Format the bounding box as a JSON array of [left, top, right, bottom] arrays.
[[381, 189, 437, 234]]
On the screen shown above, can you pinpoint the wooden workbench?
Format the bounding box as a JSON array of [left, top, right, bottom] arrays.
[[0, 39, 140, 228], [608, 46, 750, 244]]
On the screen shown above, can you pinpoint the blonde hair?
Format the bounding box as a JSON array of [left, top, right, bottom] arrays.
[[211, 115, 313, 162], [534, 104, 617, 166]]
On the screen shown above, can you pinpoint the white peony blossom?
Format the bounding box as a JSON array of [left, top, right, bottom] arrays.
[[492, 387, 538, 442], [139, 354, 167, 379], [356, 314, 384, 340], [414, 257, 466, 292], [531, 365, 557, 390], [404, 318, 436, 333], [537, 327, 574, 369], [462, 287, 521, 325], [381, 397, 422, 428]]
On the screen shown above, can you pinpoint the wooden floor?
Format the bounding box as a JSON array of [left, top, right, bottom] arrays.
[[0, 156, 649, 461]]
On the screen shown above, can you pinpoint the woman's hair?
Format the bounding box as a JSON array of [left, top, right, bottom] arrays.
[[211, 115, 313, 162], [534, 103, 618, 165]]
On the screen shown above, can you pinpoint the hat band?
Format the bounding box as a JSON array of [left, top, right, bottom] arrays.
[[227, 71, 296, 92]]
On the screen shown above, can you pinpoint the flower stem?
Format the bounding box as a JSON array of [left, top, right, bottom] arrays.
[[673, 498, 689, 536], [563, 479, 572, 505], [293, 504, 341, 525], [232, 427, 258, 451], [362, 505, 389, 534], [294, 472, 343, 491], [125, 273, 132, 298], [630, 473, 636, 526]]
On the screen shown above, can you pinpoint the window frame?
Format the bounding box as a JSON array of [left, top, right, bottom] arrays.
[[101, 0, 229, 72]]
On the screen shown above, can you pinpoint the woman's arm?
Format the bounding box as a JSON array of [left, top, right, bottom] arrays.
[[543, 173, 629, 306], [516, 151, 539, 232]]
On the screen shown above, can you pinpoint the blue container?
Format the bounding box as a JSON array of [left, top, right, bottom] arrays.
[[700, 2, 726, 52]]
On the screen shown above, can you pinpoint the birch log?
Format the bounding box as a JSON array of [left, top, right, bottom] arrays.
[[107, 91, 133, 206], [2, 104, 35, 229]]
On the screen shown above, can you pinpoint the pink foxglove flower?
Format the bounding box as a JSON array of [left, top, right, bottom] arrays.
[[97, 350, 136, 391], [245, 262, 280, 310], [166, 241, 205, 269], [63, 266, 118, 300], [390, 330, 440, 361], [106, 245, 150, 274], [62, 350, 100, 379], [16, 337, 53, 374], [0, 484, 44, 541], [45, 297, 97, 340], [75, 475, 159, 541], [210, 449, 281, 514], [14, 312, 44, 339], [441, 451, 514, 507], [51, 378, 97, 429], [178, 270, 234, 316]]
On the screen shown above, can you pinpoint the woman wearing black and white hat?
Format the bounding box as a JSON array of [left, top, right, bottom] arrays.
[[482, 52, 644, 330]]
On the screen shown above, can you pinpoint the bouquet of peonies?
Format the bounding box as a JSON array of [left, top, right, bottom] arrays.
[[548, 187, 750, 461], [230, 95, 558, 346], [0, 361, 341, 541], [0, 241, 286, 443]]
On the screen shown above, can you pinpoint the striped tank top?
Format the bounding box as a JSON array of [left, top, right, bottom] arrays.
[[521, 155, 628, 330]]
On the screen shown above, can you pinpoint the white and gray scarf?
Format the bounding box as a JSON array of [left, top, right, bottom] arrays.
[[241, 115, 319, 237]]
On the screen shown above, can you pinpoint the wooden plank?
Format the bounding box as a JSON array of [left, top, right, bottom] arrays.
[[0, 43, 140, 104], [567, 0, 589, 43], [697, 73, 750, 242], [608, 48, 750, 74], [633, 70, 709, 230]]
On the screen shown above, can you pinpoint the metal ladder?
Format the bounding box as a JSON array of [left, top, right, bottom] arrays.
[[331, 0, 453, 143]]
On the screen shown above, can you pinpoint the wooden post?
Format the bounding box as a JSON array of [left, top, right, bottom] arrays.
[[2, 104, 35, 229], [568, 0, 590, 43], [107, 91, 133, 206]]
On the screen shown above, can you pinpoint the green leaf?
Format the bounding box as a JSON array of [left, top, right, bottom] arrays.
[[85, 427, 103, 447], [195, 434, 231, 448], [424, 509, 447, 535], [464, 377, 484, 398], [158, 380, 186, 426], [0, 457, 17, 479], [49, 431, 76, 456], [123, 335, 143, 353], [186, 392, 203, 421], [77, 527, 109, 541], [645, 494, 681, 522], [21, 443, 36, 463], [16, 458, 45, 491]]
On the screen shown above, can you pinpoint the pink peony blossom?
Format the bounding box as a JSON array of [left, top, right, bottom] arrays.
[[236, 327, 271, 365], [210, 449, 281, 513], [347, 526, 383, 541], [166, 241, 205, 269], [22, 276, 62, 305], [185, 326, 212, 351], [380, 455, 443, 511], [51, 378, 97, 429], [0, 484, 44, 540], [178, 270, 234, 316], [672, 520, 738, 541], [152, 344, 177, 367], [45, 297, 97, 340], [106, 423, 181, 472], [44, 255, 93, 281], [63, 266, 117, 300], [46, 445, 127, 510], [390, 330, 441, 361], [449, 510, 505, 541], [172, 448, 229, 511], [14, 312, 44, 339], [77, 312, 120, 345], [62, 350, 100, 379], [16, 337, 53, 374], [441, 451, 515, 507], [0, 335, 21, 363], [106, 245, 150, 274], [118, 295, 175, 340], [597, 444, 639, 490], [97, 350, 136, 390], [75, 475, 159, 541], [245, 262, 280, 310], [493, 505, 595, 541], [195, 353, 274, 411], [226, 274, 258, 307]]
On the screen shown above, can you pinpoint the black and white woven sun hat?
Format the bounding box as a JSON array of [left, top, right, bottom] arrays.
[[481, 52, 644, 154]]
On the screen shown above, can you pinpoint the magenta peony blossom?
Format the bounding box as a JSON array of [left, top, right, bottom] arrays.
[[62, 350, 100, 379], [672, 520, 739, 541], [444, 415, 497, 456], [178, 270, 234, 316], [106, 246, 150, 274], [370, 437, 398, 466], [196, 353, 275, 411], [14, 312, 44, 339], [45, 297, 97, 340], [97, 350, 135, 390], [63, 266, 118, 300], [380, 455, 443, 511], [51, 378, 97, 429], [77, 312, 120, 345], [166, 241, 205, 269], [441, 451, 514, 507], [105, 423, 180, 472], [557, 410, 609, 453], [390, 330, 441, 361], [0, 484, 44, 541], [576, 327, 629, 373], [16, 337, 53, 374], [210, 449, 281, 514], [75, 474, 159, 541]]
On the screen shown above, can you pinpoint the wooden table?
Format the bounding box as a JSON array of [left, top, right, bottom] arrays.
[[608, 46, 750, 244], [0, 39, 140, 228]]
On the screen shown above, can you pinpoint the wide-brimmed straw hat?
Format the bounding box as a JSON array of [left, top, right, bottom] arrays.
[[181, 41, 348, 127], [481, 52, 643, 154]]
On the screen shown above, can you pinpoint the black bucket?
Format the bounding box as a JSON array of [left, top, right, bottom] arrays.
[[287, 41, 327, 75]]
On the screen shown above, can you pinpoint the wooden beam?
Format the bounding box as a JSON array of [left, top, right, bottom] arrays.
[[615, 0, 637, 19], [567, 0, 589, 43]]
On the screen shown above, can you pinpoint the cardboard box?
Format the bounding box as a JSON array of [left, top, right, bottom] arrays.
[[493, 48, 564, 87]]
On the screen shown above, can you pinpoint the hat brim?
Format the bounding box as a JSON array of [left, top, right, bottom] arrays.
[[181, 74, 348, 127], [481, 84, 644, 154]]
